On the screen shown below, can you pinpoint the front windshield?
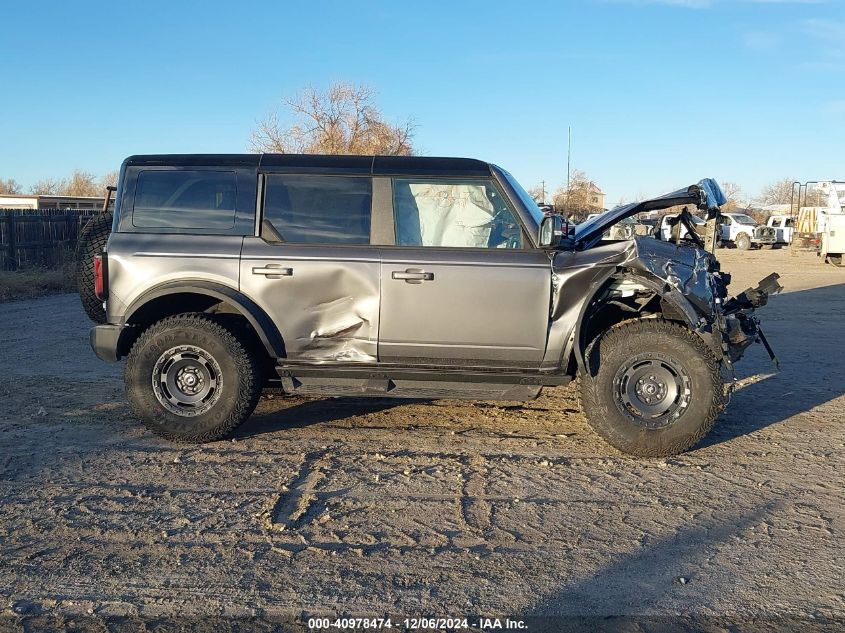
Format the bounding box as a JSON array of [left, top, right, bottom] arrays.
[[731, 214, 757, 225], [496, 168, 545, 227]]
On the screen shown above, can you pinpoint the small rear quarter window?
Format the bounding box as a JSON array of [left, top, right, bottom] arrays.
[[133, 170, 237, 230]]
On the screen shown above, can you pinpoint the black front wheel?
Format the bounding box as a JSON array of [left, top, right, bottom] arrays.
[[580, 320, 725, 457], [125, 314, 262, 442]]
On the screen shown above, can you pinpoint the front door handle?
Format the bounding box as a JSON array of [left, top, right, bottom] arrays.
[[392, 268, 434, 284], [253, 264, 293, 279]]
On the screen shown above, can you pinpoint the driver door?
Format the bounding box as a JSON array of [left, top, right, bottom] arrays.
[[378, 177, 551, 368]]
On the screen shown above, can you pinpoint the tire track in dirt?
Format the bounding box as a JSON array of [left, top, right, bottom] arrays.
[[270, 450, 329, 530]]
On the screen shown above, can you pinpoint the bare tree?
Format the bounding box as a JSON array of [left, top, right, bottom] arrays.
[[250, 82, 414, 155], [62, 170, 100, 197], [0, 178, 22, 195], [758, 177, 795, 206], [100, 171, 118, 189], [552, 169, 603, 220], [720, 181, 743, 211], [29, 170, 107, 197], [29, 178, 63, 195], [526, 184, 546, 204]]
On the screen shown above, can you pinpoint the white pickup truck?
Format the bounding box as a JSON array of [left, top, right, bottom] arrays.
[[720, 212, 777, 250], [657, 212, 705, 242], [766, 215, 794, 245]]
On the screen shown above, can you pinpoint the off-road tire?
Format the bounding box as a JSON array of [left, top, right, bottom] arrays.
[[735, 233, 751, 250], [580, 320, 725, 457], [77, 213, 112, 324], [125, 313, 262, 442]]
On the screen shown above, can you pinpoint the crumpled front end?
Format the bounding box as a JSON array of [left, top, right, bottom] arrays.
[[565, 176, 782, 371], [630, 237, 782, 368], [714, 272, 782, 366]]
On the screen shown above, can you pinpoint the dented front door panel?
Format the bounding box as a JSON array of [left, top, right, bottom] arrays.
[[239, 238, 380, 362]]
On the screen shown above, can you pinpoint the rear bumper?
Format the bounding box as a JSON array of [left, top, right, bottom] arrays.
[[90, 324, 123, 362]]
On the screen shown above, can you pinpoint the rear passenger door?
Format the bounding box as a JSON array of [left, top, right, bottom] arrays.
[[240, 173, 380, 363], [377, 177, 551, 368]]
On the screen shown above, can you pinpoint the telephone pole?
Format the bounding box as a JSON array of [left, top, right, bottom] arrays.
[[565, 126, 572, 213]]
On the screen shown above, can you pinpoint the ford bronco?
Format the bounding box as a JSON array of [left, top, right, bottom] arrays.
[[84, 154, 780, 456]]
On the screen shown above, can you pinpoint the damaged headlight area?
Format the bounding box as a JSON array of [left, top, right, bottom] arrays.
[[719, 272, 783, 367]]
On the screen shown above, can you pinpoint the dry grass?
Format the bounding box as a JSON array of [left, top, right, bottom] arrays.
[[0, 265, 76, 303]]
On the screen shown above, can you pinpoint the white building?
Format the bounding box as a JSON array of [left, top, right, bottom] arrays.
[[0, 194, 107, 211]]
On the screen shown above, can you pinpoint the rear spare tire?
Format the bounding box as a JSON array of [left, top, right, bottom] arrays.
[[580, 320, 724, 457], [125, 313, 262, 442], [77, 213, 112, 324]]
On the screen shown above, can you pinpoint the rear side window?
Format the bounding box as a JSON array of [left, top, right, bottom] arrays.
[[262, 175, 372, 244], [133, 170, 237, 230]]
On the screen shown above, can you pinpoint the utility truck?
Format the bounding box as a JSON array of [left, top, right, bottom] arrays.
[[790, 181, 845, 265]]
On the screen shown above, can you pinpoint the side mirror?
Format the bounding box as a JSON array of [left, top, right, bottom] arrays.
[[539, 214, 568, 248]]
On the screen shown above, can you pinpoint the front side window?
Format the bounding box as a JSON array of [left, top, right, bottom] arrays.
[[133, 170, 237, 230], [393, 178, 523, 248], [263, 175, 371, 244]]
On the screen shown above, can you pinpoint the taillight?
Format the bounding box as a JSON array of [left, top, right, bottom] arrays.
[[94, 254, 107, 301]]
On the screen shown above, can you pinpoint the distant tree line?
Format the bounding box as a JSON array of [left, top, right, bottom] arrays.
[[0, 170, 117, 197], [525, 175, 797, 223]]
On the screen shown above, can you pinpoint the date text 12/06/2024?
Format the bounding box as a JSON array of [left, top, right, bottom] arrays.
[[307, 617, 528, 630]]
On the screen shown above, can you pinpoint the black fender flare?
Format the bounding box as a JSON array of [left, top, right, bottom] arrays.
[[567, 270, 701, 374], [123, 280, 285, 358]]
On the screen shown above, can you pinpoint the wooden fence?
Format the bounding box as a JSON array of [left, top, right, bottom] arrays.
[[0, 209, 97, 271]]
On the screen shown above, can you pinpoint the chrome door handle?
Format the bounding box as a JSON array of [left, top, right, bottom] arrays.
[[252, 264, 293, 279], [392, 269, 434, 284]]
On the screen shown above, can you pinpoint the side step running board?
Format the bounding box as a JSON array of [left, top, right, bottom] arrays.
[[275, 365, 571, 387], [277, 376, 544, 401]]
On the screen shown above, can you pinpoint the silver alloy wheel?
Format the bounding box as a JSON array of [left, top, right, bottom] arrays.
[[152, 345, 222, 417], [613, 353, 691, 429]]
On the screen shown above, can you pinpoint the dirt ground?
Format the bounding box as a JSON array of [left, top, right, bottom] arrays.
[[0, 248, 843, 631]]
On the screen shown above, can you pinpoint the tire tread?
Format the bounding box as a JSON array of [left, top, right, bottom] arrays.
[[580, 319, 725, 457], [77, 214, 112, 324], [124, 313, 262, 443]]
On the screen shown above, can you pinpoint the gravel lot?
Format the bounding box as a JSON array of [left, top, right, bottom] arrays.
[[0, 248, 843, 631]]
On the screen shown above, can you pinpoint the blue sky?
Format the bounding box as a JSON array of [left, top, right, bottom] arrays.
[[1, 0, 842, 204]]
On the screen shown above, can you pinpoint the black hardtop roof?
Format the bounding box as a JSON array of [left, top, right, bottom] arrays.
[[122, 154, 493, 177]]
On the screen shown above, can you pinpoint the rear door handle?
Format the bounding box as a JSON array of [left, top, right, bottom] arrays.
[[392, 268, 434, 284], [253, 264, 293, 279]]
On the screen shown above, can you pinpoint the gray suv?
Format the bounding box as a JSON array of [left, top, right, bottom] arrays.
[[87, 154, 779, 456]]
